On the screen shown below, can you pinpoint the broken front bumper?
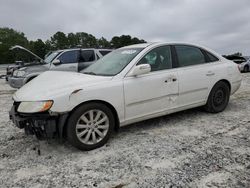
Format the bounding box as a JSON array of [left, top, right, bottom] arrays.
[[9, 102, 68, 139]]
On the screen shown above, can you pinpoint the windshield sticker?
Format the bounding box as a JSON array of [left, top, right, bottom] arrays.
[[121, 50, 137, 54]]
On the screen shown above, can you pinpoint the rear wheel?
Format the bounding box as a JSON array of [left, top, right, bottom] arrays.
[[67, 102, 115, 150], [204, 81, 230, 113]]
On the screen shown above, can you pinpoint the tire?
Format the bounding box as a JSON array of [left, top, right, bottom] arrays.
[[243, 65, 249, 72], [204, 81, 230, 113], [67, 102, 115, 151]]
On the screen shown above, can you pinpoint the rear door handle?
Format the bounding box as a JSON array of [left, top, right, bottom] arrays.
[[206, 71, 215, 76]]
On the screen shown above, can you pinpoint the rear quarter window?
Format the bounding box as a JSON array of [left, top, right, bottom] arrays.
[[205, 51, 219, 62]]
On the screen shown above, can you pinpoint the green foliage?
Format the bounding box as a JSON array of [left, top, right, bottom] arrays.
[[110, 35, 146, 48], [0, 27, 147, 64], [29, 39, 47, 58], [0, 27, 29, 64], [50, 31, 69, 49]]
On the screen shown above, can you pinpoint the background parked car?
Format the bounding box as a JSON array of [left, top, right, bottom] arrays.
[[223, 55, 249, 72], [6, 45, 48, 81], [238, 58, 250, 72], [7, 48, 112, 88]]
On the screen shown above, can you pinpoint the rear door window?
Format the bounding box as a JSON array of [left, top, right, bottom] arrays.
[[80, 50, 95, 62], [175, 45, 206, 67]]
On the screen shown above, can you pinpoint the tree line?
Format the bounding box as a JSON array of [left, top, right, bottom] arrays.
[[0, 27, 146, 64]]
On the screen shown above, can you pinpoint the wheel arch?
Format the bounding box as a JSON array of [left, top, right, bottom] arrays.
[[218, 79, 231, 93], [26, 76, 37, 83], [62, 100, 120, 138], [24, 73, 39, 83], [207, 79, 231, 102]]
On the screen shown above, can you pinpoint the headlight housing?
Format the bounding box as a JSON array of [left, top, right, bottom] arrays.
[[13, 70, 26, 77], [17, 101, 53, 113]]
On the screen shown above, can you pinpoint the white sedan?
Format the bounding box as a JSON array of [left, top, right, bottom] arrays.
[[10, 42, 242, 150]]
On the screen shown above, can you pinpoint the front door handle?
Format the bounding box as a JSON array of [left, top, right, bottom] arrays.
[[172, 78, 177, 82], [165, 77, 177, 83]]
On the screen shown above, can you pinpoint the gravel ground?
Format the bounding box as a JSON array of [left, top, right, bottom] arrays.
[[0, 68, 249, 188]]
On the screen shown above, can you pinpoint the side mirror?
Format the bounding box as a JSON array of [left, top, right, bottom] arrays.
[[52, 59, 61, 65], [128, 64, 151, 77]]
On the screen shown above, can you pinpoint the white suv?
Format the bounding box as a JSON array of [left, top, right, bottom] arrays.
[[10, 42, 242, 150]]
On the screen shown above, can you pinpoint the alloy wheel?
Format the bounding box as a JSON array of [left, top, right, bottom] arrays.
[[75, 110, 109, 145]]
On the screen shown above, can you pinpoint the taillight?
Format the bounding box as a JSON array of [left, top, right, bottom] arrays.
[[237, 64, 241, 72]]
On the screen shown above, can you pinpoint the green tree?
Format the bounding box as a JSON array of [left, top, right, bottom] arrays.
[[67, 32, 79, 48], [97, 37, 111, 48], [0, 27, 29, 64], [29, 39, 47, 58], [0, 27, 147, 64], [50, 31, 69, 49], [110, 35, 146, 48], [75, 32, 98, 48]]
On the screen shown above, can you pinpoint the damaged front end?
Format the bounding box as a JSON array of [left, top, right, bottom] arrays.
[[9, 102, 68, 140]]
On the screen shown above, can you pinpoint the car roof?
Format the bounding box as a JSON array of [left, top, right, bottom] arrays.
[[121, 42, 222, 59], [122, 42, 212, 49], [55, 48, 113, 52], [121, 43, 153, 49]]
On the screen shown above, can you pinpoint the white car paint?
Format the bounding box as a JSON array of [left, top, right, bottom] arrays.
[[13, 42, 242, 127]]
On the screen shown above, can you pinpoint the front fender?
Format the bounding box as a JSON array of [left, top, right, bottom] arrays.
[[50, 81, 125, 123]]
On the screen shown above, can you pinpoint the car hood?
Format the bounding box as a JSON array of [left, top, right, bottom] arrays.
[[21, 64, 50, 73], [13, 71, 113, 101]]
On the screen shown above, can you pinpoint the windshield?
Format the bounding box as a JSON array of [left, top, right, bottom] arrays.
[[83, 48, 143, 76], [44, 51, 62, 63]]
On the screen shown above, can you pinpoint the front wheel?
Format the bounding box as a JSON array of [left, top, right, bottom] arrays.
[[67, 103, 115, 150], [204, 81, 230, 113]]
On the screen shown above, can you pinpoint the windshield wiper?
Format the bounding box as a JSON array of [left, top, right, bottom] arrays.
[[83, 71, 97, 75]]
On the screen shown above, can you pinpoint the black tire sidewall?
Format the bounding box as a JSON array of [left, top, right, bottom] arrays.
[[67, 103, 115, 151], [206, 82, 230, 113]]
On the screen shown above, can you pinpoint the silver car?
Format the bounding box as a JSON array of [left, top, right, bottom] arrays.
[[239, 58, 250, 72], [8, 48, 112, 88]]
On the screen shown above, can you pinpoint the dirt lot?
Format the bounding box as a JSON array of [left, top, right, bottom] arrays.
[[0, 68, 249, 188]]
